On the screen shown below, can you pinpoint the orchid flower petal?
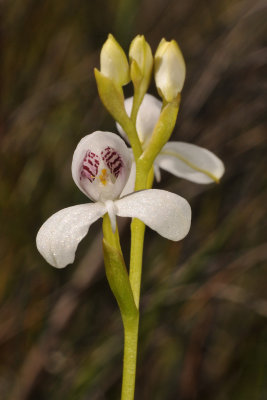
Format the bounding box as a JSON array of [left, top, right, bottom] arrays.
[[72, 131, 131, 202], [116, 94, 162, 146], [154, 164, 161, 182], [104, 200, 118, 232], [120, 159, 136, 197], [36, 203, 106, 268], [115, 189, 191, 241], [156, 142, 225, 184]]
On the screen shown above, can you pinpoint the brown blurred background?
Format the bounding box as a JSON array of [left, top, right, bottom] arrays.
[[1, 0, 267, 399]]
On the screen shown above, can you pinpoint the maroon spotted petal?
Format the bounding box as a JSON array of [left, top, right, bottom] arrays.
[[80, 151, 100, 182], [101, 146, 124, 178]]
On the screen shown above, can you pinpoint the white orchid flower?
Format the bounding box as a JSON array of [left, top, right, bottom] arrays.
[[36, 131, 191, 269], [116, 94, 225, 187]]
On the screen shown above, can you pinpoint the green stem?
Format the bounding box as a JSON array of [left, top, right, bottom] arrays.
[[121, 316, 139, 400], [120, 166, 153, 400], [122, 119, 143, 161], [129, 166, 153, 306], [129, 219, 146, 306], [121, 99, 179, 398], [102, 214, 140, 400], [130, 84, 145, 128], [110, 87, 177, 400]]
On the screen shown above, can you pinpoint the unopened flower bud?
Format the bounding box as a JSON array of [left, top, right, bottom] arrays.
[[100, 34, 130, 87], [154, 38, 186, 102], [129, 35, 153, 83]]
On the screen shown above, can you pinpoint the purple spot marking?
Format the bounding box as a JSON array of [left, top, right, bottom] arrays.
[[80, 151, 100, 182], [101, 147, 123, 178]]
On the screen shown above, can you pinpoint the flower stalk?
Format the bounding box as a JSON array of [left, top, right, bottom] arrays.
[[102, 213, 139, 400]]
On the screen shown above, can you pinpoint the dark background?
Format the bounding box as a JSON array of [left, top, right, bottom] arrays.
[[1, 0, 267, 399]]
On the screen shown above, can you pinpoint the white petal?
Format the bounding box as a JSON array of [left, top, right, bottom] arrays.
[[157, 142, 225, 184], [72, 131, 132, 202], [36, 203, 106, 268], [120, 159, 136, 197], [154, 163, 161, 182], [104, 200, 117, 233], [115, 189, 191, 241], [116, 94, 162, 146]]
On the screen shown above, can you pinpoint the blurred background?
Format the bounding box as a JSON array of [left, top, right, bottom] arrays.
[[1, 0, 267, 399]]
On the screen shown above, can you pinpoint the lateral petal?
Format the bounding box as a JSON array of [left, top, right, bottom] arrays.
[[115, 189, 191, 241], [116, 94, 162, 146], [36, 203, 106, 268], [120, 159, 136, 197], [157, 142, 225, 183]]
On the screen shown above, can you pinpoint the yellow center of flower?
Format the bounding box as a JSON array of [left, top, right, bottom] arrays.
[[99, 168, 108, 185]]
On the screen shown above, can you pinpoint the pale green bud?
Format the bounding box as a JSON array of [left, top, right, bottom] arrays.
[[129, 35, 153, 83], [154, 38, 186, 102], [100, 34, 130, 87]]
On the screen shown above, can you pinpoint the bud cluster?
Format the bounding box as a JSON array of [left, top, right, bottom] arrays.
[[96, 33, 186, 104]]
